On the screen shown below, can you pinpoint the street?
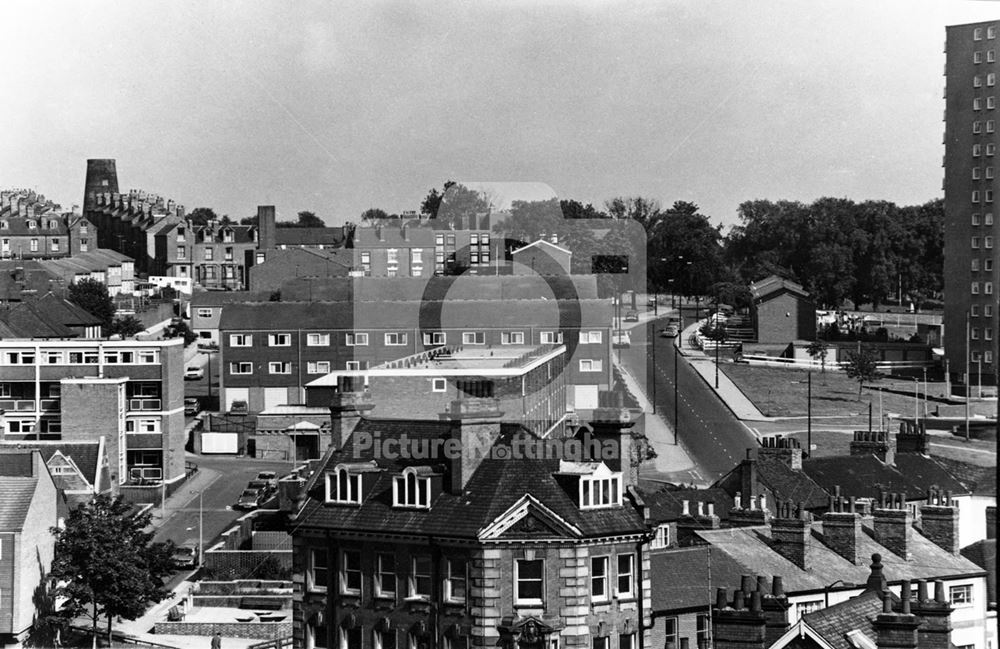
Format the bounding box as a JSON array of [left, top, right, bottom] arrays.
[[619, 309, 758, 483]]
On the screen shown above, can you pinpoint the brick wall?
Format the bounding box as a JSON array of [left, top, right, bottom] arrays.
[[153, 620, 291, 639], [755, 292, 815, 344]]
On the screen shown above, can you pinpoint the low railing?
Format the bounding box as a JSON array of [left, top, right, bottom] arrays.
[[129, 398, 162, 411]]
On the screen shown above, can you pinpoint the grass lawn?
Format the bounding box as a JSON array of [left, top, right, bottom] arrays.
[[721, 363, 991, 421]]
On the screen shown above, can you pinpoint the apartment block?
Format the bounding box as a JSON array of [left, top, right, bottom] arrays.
[[944, 20, 1000, 386], [0, 338, 186, 487]]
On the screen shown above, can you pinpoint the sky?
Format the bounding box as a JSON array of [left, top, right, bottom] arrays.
[[1, 1, 997, 230]]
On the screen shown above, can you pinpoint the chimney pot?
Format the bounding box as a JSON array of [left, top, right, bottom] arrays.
[[756, 575, 768, 594], [772, 576, 784, 597], [934, 580, 947, 604], [883, 592, 893, 614], [741, 575, 754, 594], [716, 588, 729, 610], [733, 590, 745, 611], [917, 580, 929, 603], [901, 580, 912, 614], [750, 590, 762, 612]]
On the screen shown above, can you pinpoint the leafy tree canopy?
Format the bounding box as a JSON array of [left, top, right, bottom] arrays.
[[68, 278, 115, 329], [187, 207, 218, 227], [107, 315, 145, 338], [844, 347, 882, 398]]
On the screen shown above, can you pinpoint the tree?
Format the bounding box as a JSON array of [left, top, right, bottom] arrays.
[[437, 183, 490, 225], [296, 211, 325, 228], [68, 278, 115, 330], [420, 181, 456, 218], [49, 495, 174, 646], [107, 315, 145, 338], [360, 208, 389, 222], [560, 199, 608, 220], [806, 340, 830, 373], [187, 207, 218, 227], [239, 215, 257, 225], [844, 348, 882, 398]]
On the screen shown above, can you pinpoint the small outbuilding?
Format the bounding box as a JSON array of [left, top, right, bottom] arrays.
[[749, 275, 816, 344]]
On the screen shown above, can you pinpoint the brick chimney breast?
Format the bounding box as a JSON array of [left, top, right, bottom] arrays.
[[821, 488, 863, 564], [918, 487, 960, 555], [769, 500, 811, 570], [873, 491, 913, 560]]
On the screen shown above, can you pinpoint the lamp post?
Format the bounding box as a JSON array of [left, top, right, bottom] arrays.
[[824, 580, 854, 608], [203, 348, 216, 410], [190, 489, 204, 569], [673, 340, 679, 445]]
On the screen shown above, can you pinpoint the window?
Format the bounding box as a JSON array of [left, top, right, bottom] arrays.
[[309, 549, 328, 592], [579, 331, 603, 344], [224, 246, 233, 261], [974, 167, 983, 180], [619, 635, 635, 649], [345, 361, 362, 371], [986, 351, 994, 364], [540, 331, 563, 344], [446, 234, 456, 246], [988, 167, 995, 179], [268, 333, 291, 347], [989, 143, 997, 155], [230, 334, 252, 347], [987, 236, 995, 249], [972, 305, 980, 317], [462, 331, 485, 345], [374, 631, 395, 649], [975, 121, 983, 134], [409, 556, 432, 599], [29, 238, 38, 252], [973, 236, 981, 248], [26, 220, 36, 229], [393, 468, 431, 508], [975, 27, 984, 40], [432, 378, 447, 392], [950, 584, 972, 606], [974, 143, 983, 156], [988, 258, 995, 270], [987, 282, 994, 295], [269, 362, 291, 374], [972, 282, 980, 295], [990, 96, 997, 109], [973, 191, 982, 203], [375, 554, 395, 598], [384, 332, 407, 346], [579, 359, 603, 372], [973, 259, 981, 271], [125, 419, 160, 434], [197, 308, 213, 318], [307, 361, 331, 374], [307, 333, 330, 346], [696, 614, 710, 647], [445, 557, 467, 603], [204, 247, 214, 260], [346, 333, 368, 346], [989, 73, 997, 87], [798, 599, 824, 617], [990, 26, 997, 38], [975, 51, 983, 63], [986, 304, 994, 317], [975, 97, 983, 111], [593, 639, 609, 649], [223, 230, 234, 243], [50, 239, 59, 251], [987, 190, 995, 203], [617, 554, 635, 598], [42, 351, 63, 364], [990, 120, 997, 133], [339, 629, 360, 649], [410, 249, 422, 265], [515, 559, 544, 605], [976, 75, 984, 88], [423, 332, 446, 345], [580, 473, 622, 508], [386, 249, 399, 266], [230, 362, 253, 375], [501, 331, 525, 345], [663, 618, 678, 649], [591, 556, 609, 601], [972, 327, 980, 340], [986, 328, 993, 341], [341, 550, 362, 594]]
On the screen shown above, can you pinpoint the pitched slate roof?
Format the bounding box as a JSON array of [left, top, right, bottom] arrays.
[[275, 227, 346, 247], [713, 459, 829, 511], [694, 521, 985, 594], [801, 590, 882, 649], [961, 539, 996, 610], [651, 546, 747, 612], [274, 275, 601, 303], [0, 453, 34, 476], [750, 275, 811, 302], [642, 487, 734, 523], [295, 418, 647, 540], [926, 456, 996, 497], [0, 478, 39, 530], [802, 454, 968, 501], [30, 442, 103, 486]]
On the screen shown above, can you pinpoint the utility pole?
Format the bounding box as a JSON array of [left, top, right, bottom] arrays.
[[673, 342, 679, 445], [807, 370, 812, 456], [966, 311, 971, 441]]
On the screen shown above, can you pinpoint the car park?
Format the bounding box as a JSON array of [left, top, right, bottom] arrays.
[[234, 488, 265, 510], [183, 366, 205, 381]]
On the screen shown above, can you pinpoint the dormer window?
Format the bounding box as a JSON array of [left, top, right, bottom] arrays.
[[26, 220, 36, 229], [557, 461, 624, 509], [325, 464, 366, 504], [393, 467, 432, 508], [223, 229, 234, 243]]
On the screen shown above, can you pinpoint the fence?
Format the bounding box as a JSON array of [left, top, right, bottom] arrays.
[[740, 354, 935, 372], [118, 461, 198, 506]]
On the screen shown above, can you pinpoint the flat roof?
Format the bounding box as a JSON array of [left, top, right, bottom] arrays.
[[306, 344, 566, 385]]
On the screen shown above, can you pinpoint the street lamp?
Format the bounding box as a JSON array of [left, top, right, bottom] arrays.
[[190, 489, 204, 569], [823, 580, 855, 608], [202, 348, 216, 411], [673, 339, 679, 445]]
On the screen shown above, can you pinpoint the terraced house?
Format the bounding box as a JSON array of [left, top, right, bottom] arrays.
[[289, 401, 652, 649]]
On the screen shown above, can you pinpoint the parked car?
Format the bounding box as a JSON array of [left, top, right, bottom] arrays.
[[255, 471, 278, 491], [183, 366, 205, 381], [171, 542, 199, 569], [247, 479, 273, 499], [660, 325, 679, 338], [624, 310, 639, 322], [229, 400, 249, 416], [612, 332, 632, 348], [184, 397, 200, 415], [234, 488, 265, 510], [197, 341, 219, 352]]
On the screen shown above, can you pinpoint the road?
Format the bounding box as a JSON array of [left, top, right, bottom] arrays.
[[152, 455, 290, 549], [183, 350, 221, 411], [618, 309, 758, 483]]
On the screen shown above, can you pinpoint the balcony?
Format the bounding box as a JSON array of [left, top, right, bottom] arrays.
[[0, 399, 38, 412], [129, 398, 162, 411]]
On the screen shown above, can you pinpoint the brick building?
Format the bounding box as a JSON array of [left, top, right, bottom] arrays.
[[288, 402, 652, 648], [0, 450, 58, 649], [0, 338, 186, 488], [248, 247, 353, 294], [0, 189, 95, 260], [218, 276, 612, 414], [943, 20, 1000, 387], [749, 275, 816, 344]]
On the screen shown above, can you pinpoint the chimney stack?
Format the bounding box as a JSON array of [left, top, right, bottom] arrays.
[[911, 579, 953, 649], [895, 419, 929, 455], [329, 387, 375, 450], [257, 205, 276, 250], [821, 487, 863, 564], [677, 498, 721, 546], [873, 591, 920, 649], [712, 587, 767, 649], [849, 429, 895, 464], [729, 491, 771, 527], [761, 575, 790, 646], [986, 505, 996, 540], [440, 398, 504, 493], [919, 488, 960, 555], [587, 403, 637, 488], [757, 436, 803, 469], [873, 491, 913, 560], [84, 159, 119, 210], [769, 501, 811, 570]]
